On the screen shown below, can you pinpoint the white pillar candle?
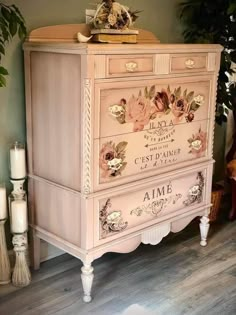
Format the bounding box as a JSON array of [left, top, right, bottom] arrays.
[[11, 200, 27, 233], [10, 146, 26, 179], [0, 187, 7, 220]]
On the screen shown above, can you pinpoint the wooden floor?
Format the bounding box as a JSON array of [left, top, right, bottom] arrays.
[[0, 219, 236, 315]]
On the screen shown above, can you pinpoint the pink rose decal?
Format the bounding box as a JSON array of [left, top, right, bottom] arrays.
[[188, 128, 207, 158], [99, 141, 128, 178], [125, 95, 152, 131]]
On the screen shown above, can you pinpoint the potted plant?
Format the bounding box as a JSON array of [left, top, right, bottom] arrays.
[[0, 2, 26, 87], [179, 0, 236, 221]]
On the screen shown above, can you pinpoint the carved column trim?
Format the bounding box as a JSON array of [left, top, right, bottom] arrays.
[[82, 78, 92, 194]]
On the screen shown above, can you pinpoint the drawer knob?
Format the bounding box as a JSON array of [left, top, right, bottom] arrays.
[[185, 59, 195, 69], [125, 62, 138, 72]]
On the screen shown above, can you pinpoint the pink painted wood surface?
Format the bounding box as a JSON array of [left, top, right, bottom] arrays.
[[30, 178, 81, 247], [30, 52, 81, 190]]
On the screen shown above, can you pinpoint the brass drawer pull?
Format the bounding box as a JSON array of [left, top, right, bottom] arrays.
[[125, 61, 138, 72], [185, 59, 195, 69]]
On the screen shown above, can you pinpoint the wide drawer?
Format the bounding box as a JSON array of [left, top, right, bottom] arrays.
[[93, 164, 212, 246], [170, 53, 208, 73], [94, 76, 212, 139], [94, 118, 210, 190]]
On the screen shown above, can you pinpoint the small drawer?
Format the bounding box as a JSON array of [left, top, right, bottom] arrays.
[[170, 53, 207, 73], [107, 55, 155, 77], [93, 165, 211, 246]]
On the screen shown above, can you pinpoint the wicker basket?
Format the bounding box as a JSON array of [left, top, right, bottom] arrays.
[[209, 185, 224, 222]]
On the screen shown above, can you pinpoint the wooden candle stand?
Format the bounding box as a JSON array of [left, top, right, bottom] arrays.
[[9, 179, 31, 287]]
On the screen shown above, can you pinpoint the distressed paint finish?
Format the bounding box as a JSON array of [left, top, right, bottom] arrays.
[[23, 25, 222, 302]]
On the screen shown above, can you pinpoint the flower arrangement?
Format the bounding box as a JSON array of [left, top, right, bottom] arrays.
[[188, 127, 207, 157], [99, 141, 128, 178], [91, 0, 140, 30], [109, 85, 205, 132]]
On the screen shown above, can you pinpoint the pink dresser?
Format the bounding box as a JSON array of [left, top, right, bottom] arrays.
[[23, 25, 222, 302]]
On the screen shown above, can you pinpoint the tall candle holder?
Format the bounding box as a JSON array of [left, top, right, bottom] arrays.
[[9, 193, 31, 287], [9, 142, 31, 287], [0, 183, 11, 285]]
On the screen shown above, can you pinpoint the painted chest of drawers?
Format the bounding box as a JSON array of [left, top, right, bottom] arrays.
[[23, 25, 222, 302]]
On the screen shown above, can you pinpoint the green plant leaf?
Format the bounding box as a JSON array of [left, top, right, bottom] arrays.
[[186, 91, 194, 103], [116, 141, 128, 154], [9, 19, 17, 37], [144, 86, 148, 99], [190, 101, 200, 112], [183, 89, 187, 98], [0, 44, 5, 55], [0, 74, 6, 87], [176, 86, 181, 98], [18, 24, 26, 40], [1, 7, 11, 22], [0, 66, 8, 75], [149, 85, 155, 99], [165, 108, 171, 115], [228, 3, 236, 14]]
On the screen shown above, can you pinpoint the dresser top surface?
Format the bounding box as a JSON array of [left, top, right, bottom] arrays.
[[23, 42, 223, 54]]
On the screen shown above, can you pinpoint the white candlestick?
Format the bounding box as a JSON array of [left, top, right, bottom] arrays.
[[10, 145, 26, 179], [11, 200, 27, 233], [0, 187, 7, 220]]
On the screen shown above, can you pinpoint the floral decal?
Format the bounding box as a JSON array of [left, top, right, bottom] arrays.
[[100, 199, 128, 239], [183, 172, 204, 206], [188, 127, 207, 157], [109, 85, 205, 131], [99, 141, 128, 178]]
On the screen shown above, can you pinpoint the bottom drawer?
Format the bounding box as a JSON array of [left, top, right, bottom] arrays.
[[93, 163, 213, 246]]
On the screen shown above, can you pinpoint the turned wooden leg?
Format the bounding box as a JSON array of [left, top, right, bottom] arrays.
[[199, 215, 210, 247], [29, 228, 41, 270], [81, 263, 94, 303]]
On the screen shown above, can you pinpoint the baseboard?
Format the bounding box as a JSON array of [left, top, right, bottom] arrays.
[[8, 240, 64, 266]]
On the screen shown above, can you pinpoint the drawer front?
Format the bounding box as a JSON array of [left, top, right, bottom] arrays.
[[170, 53, 207, 73], [107, 55, 155, 77], [94, 166, 211, 246], [94, 119, 210, 190], [94, 76, 212, 139]]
